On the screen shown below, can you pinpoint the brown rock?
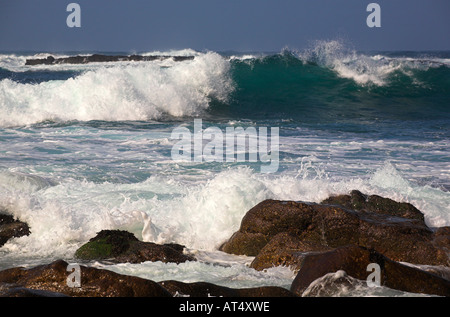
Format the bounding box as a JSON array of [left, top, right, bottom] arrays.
[[0, 260, 296, 297], [0, 260, 172, 297], [433, 227, 450, 250], [290, 245, 450, 297], [250, 232, 331, 271], [158, 280, 296, 297], [116, 241, 194, 264], [220, 200, 315, 256], [0, 284, 69, 297], [219, 231, 270, 257], [321, 190, 426, 222], [220, 196, 449, 267]]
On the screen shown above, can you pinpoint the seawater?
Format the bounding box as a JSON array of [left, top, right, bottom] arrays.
[[0, 42, 449, 296]]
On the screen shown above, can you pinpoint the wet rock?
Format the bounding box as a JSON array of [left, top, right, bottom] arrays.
[[220, 200, 316, 256], [0, 260, 296, 297], [250, 232, 332, 271], [0, 260, 172, 297], [290, 245, 450, 297], [220, 195, 449, 268], [158, 280, 296, 297], [433, 227, 450, 251], [0, 284, 69, 297], [321, 190, 425, 222], [74, 230, 195, 264], [0, 214, 30, 247]]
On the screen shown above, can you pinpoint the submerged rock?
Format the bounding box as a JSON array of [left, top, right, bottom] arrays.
[[0, 213, 30, 247], [74, 230, 195, 264]]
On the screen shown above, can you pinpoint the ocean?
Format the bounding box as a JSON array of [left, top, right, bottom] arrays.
[[0, 40, 449, 297]]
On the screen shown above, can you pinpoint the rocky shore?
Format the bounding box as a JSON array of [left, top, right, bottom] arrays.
[[25, 54, 195, 66], [0, 190, 449, 297]]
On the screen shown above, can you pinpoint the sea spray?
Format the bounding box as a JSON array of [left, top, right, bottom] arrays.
[[0, 51, 233, 127], [1, 162, 448, 265]]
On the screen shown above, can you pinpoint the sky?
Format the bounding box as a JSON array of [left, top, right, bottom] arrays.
[[0, 0, 449, 53]]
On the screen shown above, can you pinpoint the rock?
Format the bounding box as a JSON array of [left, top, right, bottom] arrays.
[[25, 54, 195, 66], [321, 190, 425, 222], [158, 280, 296, 297], [74, 230, 138, 260], [220, 200, 316, 256], [250, 232, 332, 271], [403, 264, 450, 281], [220, 195, 449, 268], [74, 230, 195, 264], [290, 245, 450, 297], [0, 260, 296, 297], [0, 260, 172, 297], [434, 227, 450, 250], [0, 284, 70, 297], [0, 214, 30, 247]]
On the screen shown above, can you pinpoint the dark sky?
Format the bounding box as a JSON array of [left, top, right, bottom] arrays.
[[1, 0, 449, 52]]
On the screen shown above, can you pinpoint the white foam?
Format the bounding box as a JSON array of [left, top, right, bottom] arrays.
[[295, 40, 393, 86], [139, 167, 271, 249], [302, 270, 429, 297], [93, 254, 295, 290], [1, 159, 448, 269], [294, 40, 447, 86], [0, 171, 57, 192], [141, 48, 200, 58], [0, 52, 234, 127], [368, 162, 450, 228], [0, 53, 77, 72]]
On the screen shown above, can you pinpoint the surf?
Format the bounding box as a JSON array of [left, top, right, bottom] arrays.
[[222, 43, 450, 122], [1, 43, 449, 127], [0, 51, 233, 127]]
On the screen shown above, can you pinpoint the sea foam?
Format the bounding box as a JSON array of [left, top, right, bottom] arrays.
[[0, 51, 233, 127], [295, 40, 449, 86], [1, 161, 448, 269]]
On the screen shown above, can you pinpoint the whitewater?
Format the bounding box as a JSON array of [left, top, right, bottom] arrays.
[[0, 42, 449, 296]]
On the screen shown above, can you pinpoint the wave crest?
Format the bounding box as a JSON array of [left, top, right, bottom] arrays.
[[0, 51, 234, 127]]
